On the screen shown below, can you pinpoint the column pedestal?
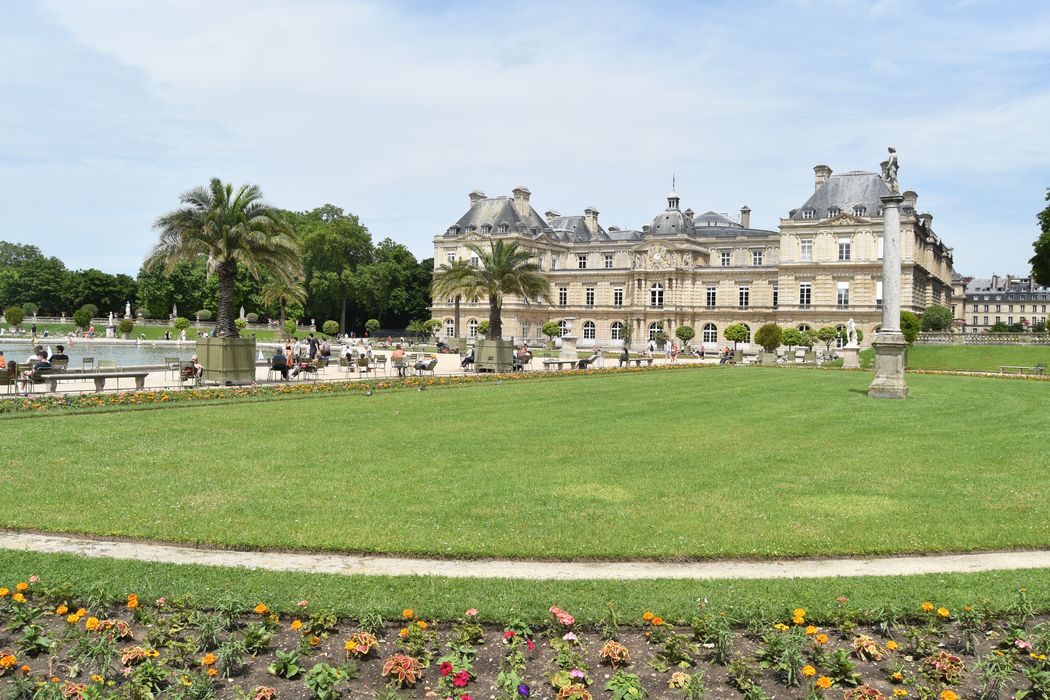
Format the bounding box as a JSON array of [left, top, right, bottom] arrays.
[[839, 345, 860, 369], [559, 335, 577, 360], [867, 332, 909, 399]]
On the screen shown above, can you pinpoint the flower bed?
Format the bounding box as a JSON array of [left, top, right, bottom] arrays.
[[1, 578, 1047, 699]]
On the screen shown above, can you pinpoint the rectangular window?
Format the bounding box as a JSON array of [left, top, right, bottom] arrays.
[[995, 316, 1001, 324], [470, 254, 479, 268], [738, 286, 750, 309], [446, 252, 455, 264], [972, 316, 978, 326], [837, 281, 849, 307], [613, 287, 623, 306], [877, 237, 884, 259], [876, 281, 884, 307], [984, 304, 989, 312], [800, 239, 813, 262], [720, 251, 731, 266], [799, 283, 812, 307], [1009, 304, 1014, 312], [1008, 316, 1013, 324], [838, 239, 851, 261], [585, 287, 595, 306], [984, 316, 988, 325], [706, 286, 716, 308], [551, 256, 557, 271], [558, 287, 567, 306], [995, 304, 1001, 312], [752, 250, 763, 266], [604, 254, 613, 269], [772, 285, 779, 308], [577, 255, 587, 269]]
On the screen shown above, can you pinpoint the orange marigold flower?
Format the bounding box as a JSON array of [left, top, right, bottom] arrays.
[[886, 640, 898, 651], [85, 617, 99, 631], [793, 616, 806, 625], [399, 628, 409, 638], [816, 676, 832, 689], [309, 637, 320, 647], [940, 691, 958, 700], [16, 582, 28, 592], [652, 617, 664, 626], [207, 668, 218, 677], [21, 665, 30, 673], [290, 620, 303, 631], [802, 665, 816, 677], [816, 633, 829, 644], [805, 625, 817, 635], [66, 614, 79, 625], [76, 609, 86, 617], [416, 620, 427, 630], [793, 608, 806, 619], [11, 593, 26, 604], [936, 607, 950, 619], [201, 654, 216, 666], [0, 588, 8, 597], [0, 655, 17, 669], [921, 602, 934, 612], [402, 609, 414, 619], [642, 611, 654, 621], [254, 604, 268, 615], [56, 606, 68, 616]]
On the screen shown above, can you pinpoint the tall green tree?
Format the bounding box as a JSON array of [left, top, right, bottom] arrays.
[[16, 256, 69, 314], [1031, 187, 1050, 287], [0, 242, 43, 269], [296, 205, 372, 332], [145, 179, 300, 338], [261, 277, 307, 332], [430, 241, 550, 340], [431, 258, 474, 338]]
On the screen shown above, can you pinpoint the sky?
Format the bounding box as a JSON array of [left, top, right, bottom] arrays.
[[1, 0, 1048, 277]]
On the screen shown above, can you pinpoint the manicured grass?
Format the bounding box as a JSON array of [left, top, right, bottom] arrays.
[[860, 343, 1050, 371], [2, 550, 1048, 624], [1, 368, 1047, 559], [4, 322, 284, 342]]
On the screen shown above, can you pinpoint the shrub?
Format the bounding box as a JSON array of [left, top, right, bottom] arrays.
[[21, 302, 38, 317], [900, 311, 920, 343], [118, 318, 134, 334], [365, 319, 380, 335], [235, 318, 247, 330], [921, 305, 953, 331], [72, 308, 92, 330], [675, 325, 695, 346], [172, 317, 191, 330], [542, 321, 560, 342], [80, 304, 99, 319], [196, 309, 213, 321], [723, 324, 748, 347], [654, 331, 668, 344], [304, 662, 343, 700], [754, 323, 783, 353], [781, 328, 804, 348], [4, 306, 25, 328], [284, 320, 297, 336], [322, 320, 339, 336], [246, 312, 259, 323], [477, 320, 490, 337]]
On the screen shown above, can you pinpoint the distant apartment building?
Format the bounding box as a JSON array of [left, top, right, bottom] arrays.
[[959, 274, 1050, 331]]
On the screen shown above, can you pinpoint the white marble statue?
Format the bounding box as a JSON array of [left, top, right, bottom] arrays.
[[108, 312, 114, 326], [846, 318, 858, 346], [881, 147, 900, 194], [125, 301, 132, 318]]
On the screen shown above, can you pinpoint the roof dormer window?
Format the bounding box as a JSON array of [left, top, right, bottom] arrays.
[[497, 223, 509, 234], [801, 209, 815, 219], [480, 225, 491, 234], [827, 207, 840, 217], [852, 206, 866, 217]]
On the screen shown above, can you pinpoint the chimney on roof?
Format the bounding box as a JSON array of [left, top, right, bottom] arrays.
[[919, 212, 933, 229], [512, 186, 531, 218], [902, 190, 917, 211], [740, 206, 751, 229], [584, 207, 599, 233], [544, 209, 560, 225], [814, 164, 832, 191], [469, 190, 486, 207], [992, 274, 1000, 289]]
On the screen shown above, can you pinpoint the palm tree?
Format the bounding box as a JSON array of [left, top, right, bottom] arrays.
[[430, 258, 472, 338], [146, 178, 300, 338], [432, 240, 550, 340], [261, 277, 307, 335]]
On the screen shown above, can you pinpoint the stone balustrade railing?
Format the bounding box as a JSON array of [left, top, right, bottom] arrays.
[[916, 332, 1050, 345]]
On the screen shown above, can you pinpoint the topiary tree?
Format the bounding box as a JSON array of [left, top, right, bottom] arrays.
[[284, 319, 297, 337], [322, 320, 340, 336], [802, 328, 819, 347], [675, 325, 695, 348], [541, 321, 560, 347], [118, 318, 134, 335], [4, 306, 25, 328], [477, 320, 490, 337], [173, 316, 191, 331], [900, 311, 920, 343], [816, 326, 839, 352], [21, 302, 39, 317], [72, 307, 92, 330], [723, 323, 748, 348], [196, 309, 213, 322], [754, 323, 784, 353], [619, 320, 633, 350], [246, 312, 259, 323], [365, 318, 380, 336], [80, 304, 99, 320], [234, 318, 247, 330], [921, 304, 953, 331], [782, 327, 804, 349]]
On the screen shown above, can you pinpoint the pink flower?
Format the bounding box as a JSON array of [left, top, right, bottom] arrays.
[[836, 596, 848, 604], [465, 608, 478, 617], [155, 597, 167, 606], [29, 576, 39, 584], [549, 606, 563, 615], [1016, 639, 1033, 650], [570, 669, 584, 679], [558, 614, 575, 625], [461, 696, 473, 700], [563, 632, 577, 641], [297, 600, 308, 608]]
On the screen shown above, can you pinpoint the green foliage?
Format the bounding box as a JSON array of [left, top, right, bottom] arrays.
[[754, 323, 783, 353], [1030, 187, 1050, 287], [675, 325, 695, 345], [4, 306, 24, 327], [72, 307, 92, 330], [477, 320, 490, 337], [723, 323, 748, 346], [21, 302, 38, 316], [217, 639, 248, 678], [81, 304, 99, 319], [781, 328, 804, 348], [268, 649, 304, 679], [815, 326, 839, 351], [365, 319, 380, 335], [921, 305, 953, 331], [541, 321, 560, 341], [246, 312, 259, 323], [322, 320, 339, 336], [0, 241, 44, 268], [118, 318, 134, 334], [900, 311, 921, 343], [173, 317, 191, 331], [284, 320, 297, 336], [197, 309, 213, 322], [605, 671, 648, 700], [303, 663, 343, 700], [235, 318, 247, 330]]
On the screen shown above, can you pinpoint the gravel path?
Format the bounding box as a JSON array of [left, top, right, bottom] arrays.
[[2, 531, 1049, 580]]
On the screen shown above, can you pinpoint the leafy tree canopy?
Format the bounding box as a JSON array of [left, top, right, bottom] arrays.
[[1030, 187, 1050, 287]]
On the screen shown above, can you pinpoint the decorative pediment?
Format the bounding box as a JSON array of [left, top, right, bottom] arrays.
[[828, 213, 865, 226], [462, 232, 483, 241], [627, 244, 693, 271]]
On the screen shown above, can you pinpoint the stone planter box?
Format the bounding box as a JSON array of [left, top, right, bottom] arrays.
[[196, 337, 256, 385], [475, 339, 515, 373]]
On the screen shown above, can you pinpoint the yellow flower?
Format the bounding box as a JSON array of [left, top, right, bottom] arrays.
[[1032, 653, 1048, 661], [56, 606, 68, 616], [15, 582, 28, 592], [793, 607, 806, 617], [940, 691, 958, 700], [937, 607, 950, 619], [805, 625, 818, 635], [254, 603, 268, 615], [402, 609, 414, 619], [921, 601, 934, 612], [890, 671, 904, 683], [345, 640, 358, 652], [886, 640, 898, 651], [894, 690, 909, 698], [416, 620, 428, 630], [90, 675, 104, 683], [12, 593, 26, 604], [0, 588, 8, 597], [290, 620, 303, 631], [802, 665, 816, 677], [774, 623, 789, 632], [816, 633, 829, 645], [642, 611, 654, 621], [66, 614, 79, 625], [399, 628, 409, 638], [76, 608, 86, 617], [309, 637, 320, 647], [816, 676, 832, 689], [793, 615, 805, 625], [85, 617, 100, 631]]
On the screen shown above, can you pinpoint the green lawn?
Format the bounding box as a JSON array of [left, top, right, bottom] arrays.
[[1, 368, 1047, 559], [4, 322, 285, 341], [2, 550, 1048, 624], [860, 343, 1050, 371]]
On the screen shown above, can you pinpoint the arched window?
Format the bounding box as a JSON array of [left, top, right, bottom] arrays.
[[468, 319, 478, 338], [797, 324, 811, 332], [740, 323, 751, 343], [650, 283, 664, 307], [610, 321, 624, 340], [558, 320, 568, 337], [835, 324, 846, 348], [648, 322, 663, 340], [702, 323, 717, 343], [582, 321, 596, 340], [445, 319, 454, 338], [521, 321, 529, 339]]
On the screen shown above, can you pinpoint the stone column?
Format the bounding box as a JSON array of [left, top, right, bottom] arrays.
[[868, 194, 908, 399], [559, 317, 578, 360]]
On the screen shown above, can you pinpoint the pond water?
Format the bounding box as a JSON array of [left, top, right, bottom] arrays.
[[0, 342, 268, 369]]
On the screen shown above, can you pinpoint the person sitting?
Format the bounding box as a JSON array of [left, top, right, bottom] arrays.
[[190, 354, 204, 378], [461, 347, 475, 369], [391, 343, 407, 377], [50, 345, 70, 363], [18, 350, 51, 392], [618, 348, 630, 367], [271, 349, 289, 380], [0, 351, 6, 369], [576, 352, 600, 370], [290, 358, 315, 379]]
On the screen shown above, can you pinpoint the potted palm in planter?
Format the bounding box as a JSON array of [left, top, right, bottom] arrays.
[[145, 178, 301, 384]]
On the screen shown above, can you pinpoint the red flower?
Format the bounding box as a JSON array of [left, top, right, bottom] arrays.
[[439, 662, 453, 677], [526, 639, 535, 651], [453, 671, 470, 688], [504, 630, 516, 638]]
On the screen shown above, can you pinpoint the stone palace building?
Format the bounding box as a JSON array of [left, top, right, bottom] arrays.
[[431, 163, 958, 349]]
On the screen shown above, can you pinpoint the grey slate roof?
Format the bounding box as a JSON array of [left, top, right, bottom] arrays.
[[790, 171, 891, 220], [693, 211, 743, 229], [650, 207, 696, 236], [445, 197, 550, 237], [547, 215, 609, 242], [605, 228, 645, 241]]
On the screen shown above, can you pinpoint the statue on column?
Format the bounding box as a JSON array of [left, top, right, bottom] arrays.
[[881, 147, 900, 194]]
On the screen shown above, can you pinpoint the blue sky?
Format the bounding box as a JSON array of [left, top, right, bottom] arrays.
[[1, 0, 1048, 277]]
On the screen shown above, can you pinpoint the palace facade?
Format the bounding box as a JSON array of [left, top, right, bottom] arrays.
[[431, 164, 958, 348]]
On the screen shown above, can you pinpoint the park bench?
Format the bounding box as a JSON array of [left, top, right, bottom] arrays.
[[998, 364, 1046, 376], [542, 359, 578, 371], [620, 357, 653, 368], [44, 371, 150, 392]]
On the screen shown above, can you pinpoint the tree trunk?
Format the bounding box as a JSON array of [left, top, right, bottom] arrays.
[[340, 294, 347, 336], [214, 261, 239, 338], [489, 299, 501, 340], [453, 295, 461, 337], [278, 297, 286, 336]]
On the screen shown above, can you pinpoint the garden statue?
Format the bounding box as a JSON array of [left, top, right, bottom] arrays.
[[125, 301, 132, 318], [846, 318, 858, 347], [881, 147, 899, 194], [108, 312, 114, 326], [172, 303, 177, 318], [240, 305, 246, 319]]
